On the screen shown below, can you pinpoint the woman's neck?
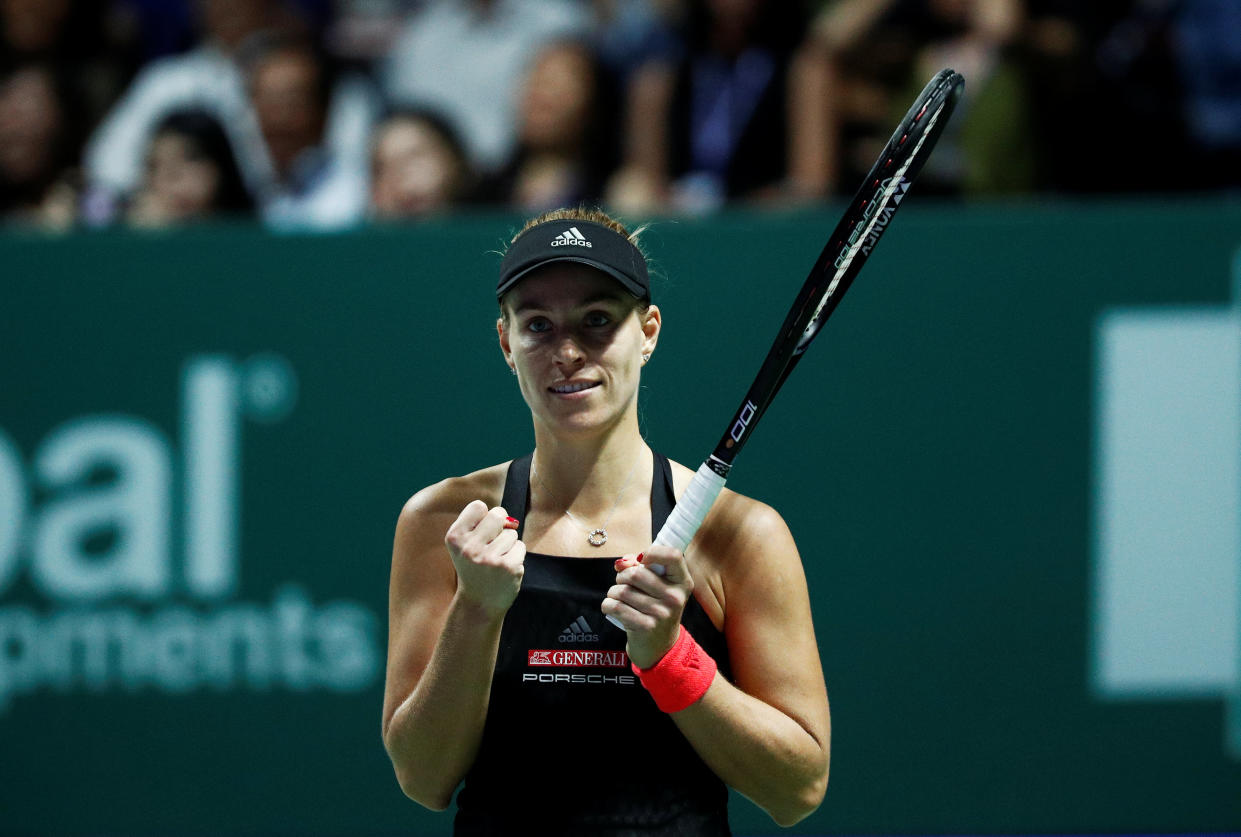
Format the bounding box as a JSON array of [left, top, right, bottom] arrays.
[[529, 422, 650, 517]]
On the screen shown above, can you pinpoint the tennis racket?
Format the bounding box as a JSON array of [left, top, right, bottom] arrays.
[[648, 68, 965, 571]]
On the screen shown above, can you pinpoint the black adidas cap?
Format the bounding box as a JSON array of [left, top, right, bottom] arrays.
[[497, 219, 649, 301]]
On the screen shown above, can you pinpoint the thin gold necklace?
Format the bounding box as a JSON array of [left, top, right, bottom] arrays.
[[532, 453, 643, 547]]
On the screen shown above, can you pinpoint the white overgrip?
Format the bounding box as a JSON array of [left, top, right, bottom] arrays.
[[607, 461, 727, 627], [608, 459, 724, 623], [651, 461, 727, 570]]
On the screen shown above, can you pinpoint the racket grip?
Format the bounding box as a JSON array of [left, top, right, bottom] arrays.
[[606, 463, 726, 629], [653, 462, 727, 555]]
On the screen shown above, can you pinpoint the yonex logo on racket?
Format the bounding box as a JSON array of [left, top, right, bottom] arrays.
[[550, 227, 592, 248], [834, 177, 910, 269]]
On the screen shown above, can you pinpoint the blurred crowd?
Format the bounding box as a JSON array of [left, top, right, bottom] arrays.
[[1, 0, 1238, 231]]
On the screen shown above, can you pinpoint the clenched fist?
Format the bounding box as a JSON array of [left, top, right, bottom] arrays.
[[444, 501, 526, 615]]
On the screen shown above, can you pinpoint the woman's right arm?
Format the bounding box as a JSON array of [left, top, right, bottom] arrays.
[[381, 487, 525, 810]]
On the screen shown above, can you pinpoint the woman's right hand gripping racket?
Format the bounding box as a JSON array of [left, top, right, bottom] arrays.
[[611, 68, 964, 611]]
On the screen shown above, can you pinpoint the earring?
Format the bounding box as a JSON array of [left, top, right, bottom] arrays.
[[510, 367, 517, 376], [641, 353, 651, 364]]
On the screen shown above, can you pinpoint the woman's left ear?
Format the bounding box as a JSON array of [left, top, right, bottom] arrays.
[[641, 304, 661, 358]]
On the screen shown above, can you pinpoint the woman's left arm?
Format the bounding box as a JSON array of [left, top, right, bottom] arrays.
[[603, 500, 831, 826]]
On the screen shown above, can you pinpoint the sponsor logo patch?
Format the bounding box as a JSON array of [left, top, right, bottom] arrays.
[[527, 649, 629, 668], [550, 227, 592, 248], [558, 615, 599, 643], [522, 673, 637, 685]]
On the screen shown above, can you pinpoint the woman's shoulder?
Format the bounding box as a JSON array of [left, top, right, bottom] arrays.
[[665, 457, 793, 552], [387, 463, 516, 630], [397, 461, 512, 529]]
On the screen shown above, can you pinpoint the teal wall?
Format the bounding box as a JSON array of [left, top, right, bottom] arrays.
[[1, 202, 1240, 835]]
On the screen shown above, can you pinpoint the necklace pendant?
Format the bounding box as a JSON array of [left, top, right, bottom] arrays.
[[587, 528, 608, 547]]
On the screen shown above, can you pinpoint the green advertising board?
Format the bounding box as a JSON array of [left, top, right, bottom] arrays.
[[1, 202, 1239, 835]]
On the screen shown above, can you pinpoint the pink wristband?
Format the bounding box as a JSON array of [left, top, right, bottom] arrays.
[[632, 625, 718, 713]]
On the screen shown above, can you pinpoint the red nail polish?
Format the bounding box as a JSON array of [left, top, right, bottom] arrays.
[[506, 516, 519, 525], [636, 553, 644, 563], [613, 558, 625, 571]]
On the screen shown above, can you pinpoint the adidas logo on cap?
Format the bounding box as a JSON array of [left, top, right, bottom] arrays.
[[558, 615, 599, 643], [550, 226, 592, 248]]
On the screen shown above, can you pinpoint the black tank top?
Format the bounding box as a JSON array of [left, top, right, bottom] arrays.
[[453, 452, 732, 836]]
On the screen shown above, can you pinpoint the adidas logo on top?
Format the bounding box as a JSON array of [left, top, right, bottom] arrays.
[[550, 227, 592, 248], [558, 615, 599, 643]]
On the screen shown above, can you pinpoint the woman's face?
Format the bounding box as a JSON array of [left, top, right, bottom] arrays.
[[518, 44, 593, 152], [1, 0, 70, 54], [0, 66, 61, 185], [370, 118, 460, 218], [250, 49, 324, 176], [145, 133, 222, 220], [498, 264, 659, 438]]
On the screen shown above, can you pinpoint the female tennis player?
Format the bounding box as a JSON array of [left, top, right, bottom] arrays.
[[382, 207, 830, 835]]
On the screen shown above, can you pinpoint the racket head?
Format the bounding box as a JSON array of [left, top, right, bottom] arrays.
[[789, 68, 964, 362], [708, 69, 965, 471]]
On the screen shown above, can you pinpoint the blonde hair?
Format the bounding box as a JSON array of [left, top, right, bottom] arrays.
[[509, 206, 648, 254]]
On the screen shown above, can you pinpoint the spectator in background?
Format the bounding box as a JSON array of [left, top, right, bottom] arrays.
[[479, 40, 620, 212], [242, 31, 371, 228], [369, 108, 472, 220], [126, 108, 254, 227], [82, 0, 289, 222], [0, 62, 81, 228], [0, 0, 135, 132], [609, 0, 836, 214], [378, 0, 590, 176], [810, 0, 1034, 196], [112, 0, 334, 63], [903, 0, 1033, 195], [0, 0, 72, 59], [588, 0, 685, 84], [1010, 0, 1092, 192]]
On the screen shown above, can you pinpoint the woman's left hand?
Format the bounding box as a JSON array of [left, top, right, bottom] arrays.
[[602, 544, 693, 669]]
